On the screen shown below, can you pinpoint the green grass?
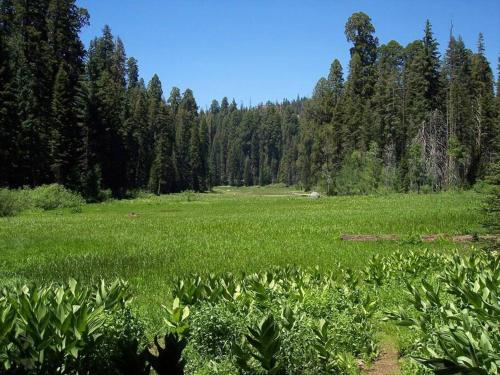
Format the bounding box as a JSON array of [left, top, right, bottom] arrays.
[[0, 187, 482, 332]]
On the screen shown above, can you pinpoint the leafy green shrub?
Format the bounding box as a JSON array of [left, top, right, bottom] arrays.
[[27, 184, 85, 211], [77, 307, 148, 374], [0, 185, 86, 216], [386, 251, 500, 374], [189, 302, 246, 359], [0, 279, 132, 374], [0, 188, 22, 217], [233, 314, 284, 374], [172, 267, 377, 374]]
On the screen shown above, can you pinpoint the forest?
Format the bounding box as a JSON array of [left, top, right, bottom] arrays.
[[1, 1, 498, 199]]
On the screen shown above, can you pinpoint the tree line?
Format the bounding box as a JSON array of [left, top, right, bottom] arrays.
[[1, 1, 498, 198]]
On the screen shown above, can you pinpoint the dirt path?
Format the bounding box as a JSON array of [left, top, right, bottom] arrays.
[[363, 344, 400, 375]]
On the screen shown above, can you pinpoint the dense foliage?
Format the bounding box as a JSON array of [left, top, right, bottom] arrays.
[[174, 267, 378, 374], [0, 279, 140, 374], [387, 251, 499, 374], [1, 247, 497, 374], [482, 161, 500, 235], [0, 2, 498, 198], [0, 184, 84, 216]]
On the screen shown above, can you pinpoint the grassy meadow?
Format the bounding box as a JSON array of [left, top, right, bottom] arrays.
[[0, 186, 482, 333]]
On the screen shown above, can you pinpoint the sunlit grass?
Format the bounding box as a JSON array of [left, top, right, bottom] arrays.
[[0, 187, 481, 332]]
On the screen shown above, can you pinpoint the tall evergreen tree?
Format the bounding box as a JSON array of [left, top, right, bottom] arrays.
[[444, 35, 473, 185], [0, 25, 18, 186], [175, 89, 198, 190], [51, 63, 83, 190], [342, 12, 379, 153], [468, 33, 496, 182], [373, 41, 405, 161]]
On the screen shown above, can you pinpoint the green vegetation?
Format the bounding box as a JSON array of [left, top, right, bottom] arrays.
[[1, 1, 498, 372], [1, 3, 498, 199], [0, 279, 143, 374], [482, 161, 500, 236], [1, 187, 498, 373], [1, 222, 497, 373], [0, 188, 482, 326], [387, 252, 499, 374], [0, 184, 84, 217]]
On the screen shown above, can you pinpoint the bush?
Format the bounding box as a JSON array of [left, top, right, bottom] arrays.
[[386, 251, 500, 374], [27, 184, 85, 211], [172, 267, 378, 374], [78, 307, 149, 375], [0, 279, 133, 374], [0, 188, 22, 217]]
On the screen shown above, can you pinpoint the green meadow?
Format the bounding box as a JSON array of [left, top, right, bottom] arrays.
[[0, 187, 481, 332]]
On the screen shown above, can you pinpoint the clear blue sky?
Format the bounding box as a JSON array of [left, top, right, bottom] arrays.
[[77, 0, 499, 109]]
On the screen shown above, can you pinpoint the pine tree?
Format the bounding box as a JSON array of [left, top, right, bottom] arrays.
[[342, 12, 379, 154], [468, 33, 496, 181], [373, 41, 405, 160], [124, 75, 148, 189], [189, 121, 204, 191], [127, 57, 139, 87], [0, 27, 18, 186], [11, 0, 54, 185], [444, 35, 473, 185], [175, 89, 198, 190], [51, 63, 83, 190], [422, 20, 442, 109], [344, 12, 378, 98], [148, 102, 174, 194], [199, 115, 209, 190]]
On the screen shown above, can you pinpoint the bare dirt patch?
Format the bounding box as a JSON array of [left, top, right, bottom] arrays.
[[363, 344, 400, 375]]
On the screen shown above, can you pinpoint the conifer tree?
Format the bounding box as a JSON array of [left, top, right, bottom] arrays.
[[148, 102, 174, 194], [342, 12, 379, 153], [189, 121, 204, 191], [0, 27, 18, 186], [373, 41, 405, 160], [175, 89, 198, 190], [199, 115, 209, 189], [468, 33, 496, 181], [51, 63, 83, 190], [444, 35, 473, 185]]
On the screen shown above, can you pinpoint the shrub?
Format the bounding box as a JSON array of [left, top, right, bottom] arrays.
[[189, 302, 246, 358], [386, 251, 500, 374], [0, 279, 133, 374], [173, 267, 378, 374], [77, 307, 149, 374], [28, 184, 85, 211], [0, 189, 22, 217], [0, 185, 86, 216]]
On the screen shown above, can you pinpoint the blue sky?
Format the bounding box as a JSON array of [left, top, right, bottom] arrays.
[[77, 0, 499, 109]]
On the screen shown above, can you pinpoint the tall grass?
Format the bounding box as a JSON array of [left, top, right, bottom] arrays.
[[0, 187, 482, 334]]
